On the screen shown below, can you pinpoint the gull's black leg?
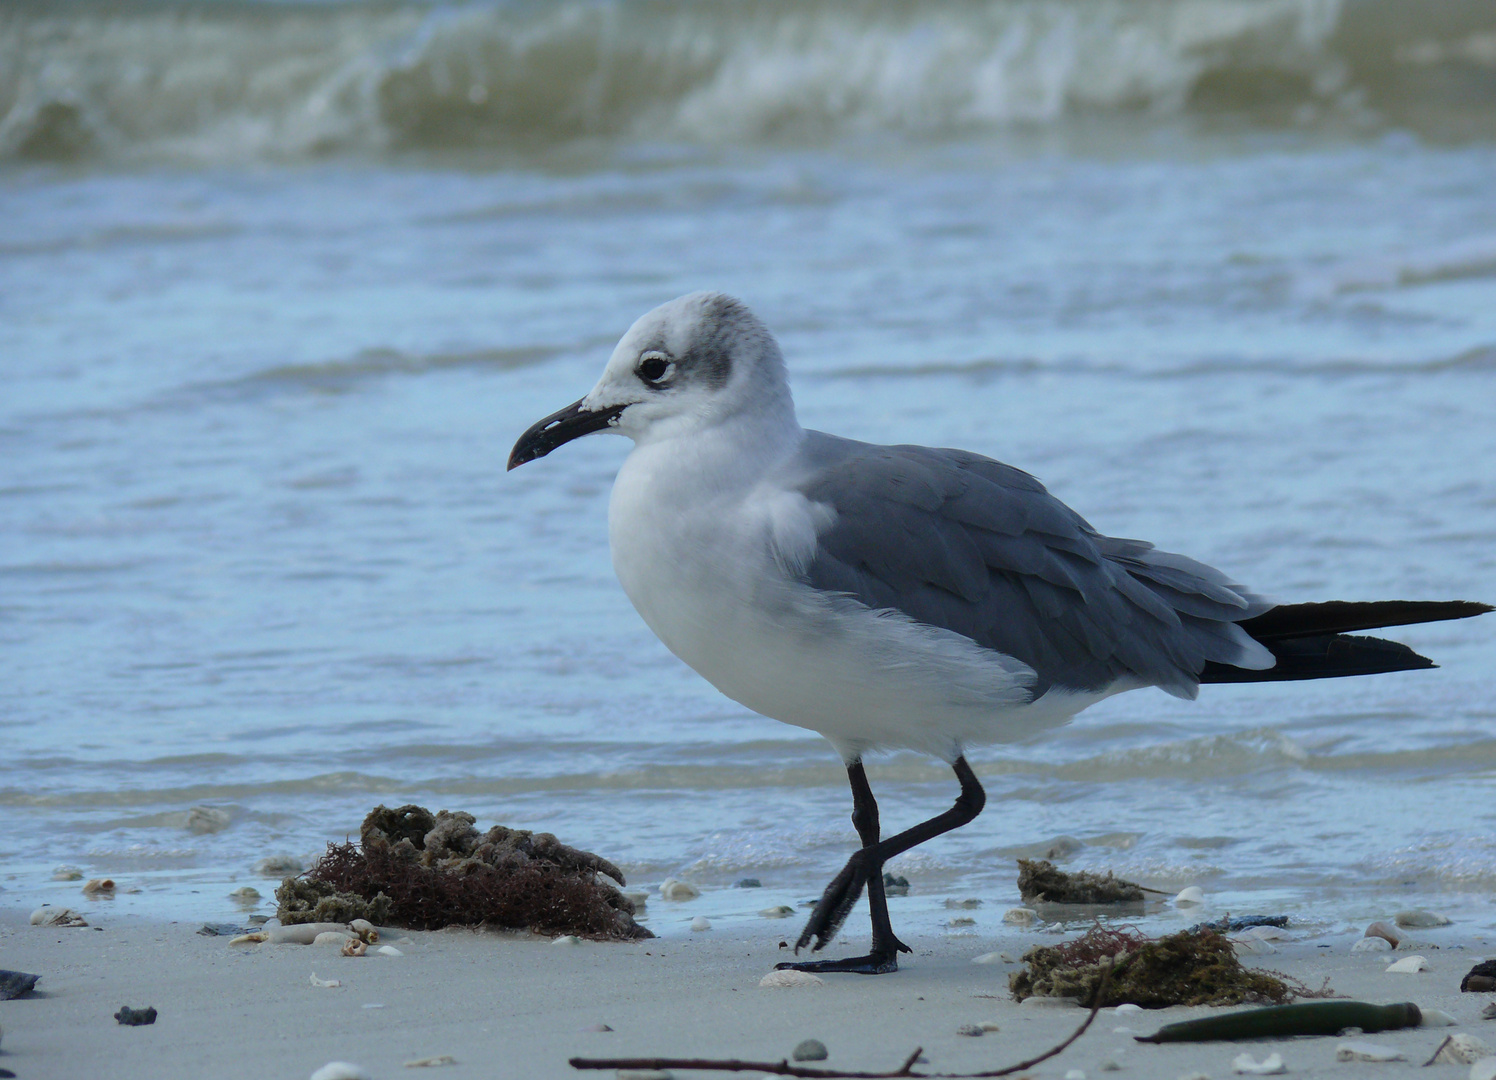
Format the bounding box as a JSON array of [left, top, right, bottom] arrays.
[[778, 756, 986, 975]]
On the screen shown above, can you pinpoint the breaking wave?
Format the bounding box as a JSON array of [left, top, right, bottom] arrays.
[[4, 0, 1495, 164]]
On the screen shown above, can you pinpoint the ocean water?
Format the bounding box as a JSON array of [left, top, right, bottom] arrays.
[[3, 0, 1495, 944]]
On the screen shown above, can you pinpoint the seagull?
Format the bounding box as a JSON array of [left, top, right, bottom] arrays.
[[508, 291, 1490, 975]]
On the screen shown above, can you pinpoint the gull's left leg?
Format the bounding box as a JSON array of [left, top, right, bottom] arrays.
[[778, 756, 986, 975]]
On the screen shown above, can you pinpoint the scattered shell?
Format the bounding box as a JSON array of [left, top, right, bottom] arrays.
[[309, 1063, 370, 1080], [1232, 1051, 1286, 1074], [228, 886, 260, 900], [185, 806, 232, 834], [1422, 1008, 1458, 1027], [82, 878, 115, 895], [1335, 1041, 1404, 1062], [659, 879, 700, 901], [1364, 921, 1405, 946], [759, 970, 824, 988], [376, 945, 404, 957], [1394, 909, 1452, 929], [1003, 908, 1040, 926], [945, 897, 982, 909], [253, 855, 303, 876], [405, 1056, 458, 1068], [229, 933, 268, 945], [1385, 955, 1429, 973], [349, 919, 378, 943], [309, 972, 341, 988], [1352, 936, 1393, 952], [793, 1039, 829, 1060], [1473, 1059, 1496, 1080], [956, 1025, 984, 1037], [690, 917, 712, 932], [29, 907, 87, 927], [1432, 1034, 1495, 1065], [1174, 886, 1205, 906], [971, 952, 1004, 965], [313, 931, 356, 947], [341, 938, 367, 957], [552, 935, 583, 947], [760, 905, 796, 918], [51, 866, 83, 881]]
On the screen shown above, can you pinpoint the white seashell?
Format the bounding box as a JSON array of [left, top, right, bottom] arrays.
[[309, 972, 340, 988], [309, 1063, 370, 1080], [1472, 1059, 1496, 1080], [30, 907, 87, 927], [229, 933, 268, 945], [759, 969, 824, 988], [1003, 908, 1040, 926], [1394, 909, 1452, 929], [1385, 954, 1428, 973], [659, 878, 700, 901], [1232, 1051, 1286, 1074], [341, 938, 367, 957], [361, 1003, 385, 1009], [313, 931, 355, 947], [1432, 1034, 1495, 1065], [971, 952, 1004, 965], [1364, 920, 1404, 946], [349, 919, 378, 943], [551, 935, 582, 946], [228, 886, 260, 900], [1336, 1041, 1404, 1062], [376, 945, 404, 957], [690, 917, 712, 931], [404, 1056, 458, 1067], [81, 878, 115, 894], [1420, 1008, 1457, 1027], [1173, 886, 1205, 906], [1351, 936, 1392, 952], [1113, 1003, 1143, 1013], [759, 905, 796, 918]]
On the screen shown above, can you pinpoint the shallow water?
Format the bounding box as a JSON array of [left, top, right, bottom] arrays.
[[3, 0, 1495, 944]]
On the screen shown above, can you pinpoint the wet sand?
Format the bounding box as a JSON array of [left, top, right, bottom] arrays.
[[2, 906, 1492, 1080]]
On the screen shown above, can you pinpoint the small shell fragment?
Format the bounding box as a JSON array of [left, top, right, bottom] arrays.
[[1003, 907, 1039, 926], [1364, 921, 1404, 946], [1232, 1051, 1286, 1074], [349, 919, 378, 943], [29, 907, 87, 927], [229, 932, 268, 945], [82, 878, 115, 895], [1352, 936, 1392, 952], [309, 1064, 369, 1080], [552, 935, 582, 947], [1335, 1041, 1404, 1062], [971, 952, 1004, 965], [1174, 886, 1205, 906], [309, 972, 341, 988], [376, 945, 404, 957], [690, 916, 712, 932], [341, 938, 367, 957], [1394, 909, 1452, 929], [1431, 1034, 1495, 1064], [1385, 954, 1428, 973], [1421, 1008, 1458, 1027], [759, 970, 824, 988]]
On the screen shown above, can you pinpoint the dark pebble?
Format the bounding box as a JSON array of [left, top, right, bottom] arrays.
[[1462, 961, 1496, 993], [882, 873, 910, 895], [792, 1039, 828, 1061], [115, 1005, 158, 1026], [1, 1067, 17, 1078], [0, 969, 41, 1000], [734, 878, 762, 888]]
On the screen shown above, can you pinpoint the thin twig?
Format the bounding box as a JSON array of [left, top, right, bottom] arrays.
[[569, 964, 1113, 1079], [1422, 1035, 1453, 1067]]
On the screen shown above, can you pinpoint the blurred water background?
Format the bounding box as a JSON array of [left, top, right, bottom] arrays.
[[3, 0, 1495, 941]]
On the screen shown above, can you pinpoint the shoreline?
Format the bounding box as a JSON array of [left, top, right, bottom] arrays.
[[3, 907, 1493, 1080]]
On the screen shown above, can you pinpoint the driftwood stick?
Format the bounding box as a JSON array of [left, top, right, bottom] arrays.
[[569, 965, 1112, 1080]]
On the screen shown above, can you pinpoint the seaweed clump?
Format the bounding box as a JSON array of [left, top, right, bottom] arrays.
[[1009, 924, 1298, 1008], [276, 804, 651, 940], [1017, 858, 1146, 904]]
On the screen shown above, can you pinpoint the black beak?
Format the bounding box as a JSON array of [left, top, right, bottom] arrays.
[[507, 398, 625, 471]]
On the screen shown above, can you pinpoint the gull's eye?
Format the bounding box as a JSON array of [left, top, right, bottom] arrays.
[[638, 354, 670, 384]]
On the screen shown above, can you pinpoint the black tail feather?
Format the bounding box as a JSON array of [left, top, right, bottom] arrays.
[[1201, 599, 1490, 685]]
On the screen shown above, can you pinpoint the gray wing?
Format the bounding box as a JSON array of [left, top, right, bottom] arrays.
[[794, 432, 1273, 700]]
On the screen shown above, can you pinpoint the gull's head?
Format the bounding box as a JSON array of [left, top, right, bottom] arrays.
[[508, 292, 791, 470]]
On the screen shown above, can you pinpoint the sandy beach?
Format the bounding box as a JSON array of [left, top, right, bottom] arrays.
[[3, 904, 1493, 1080]]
